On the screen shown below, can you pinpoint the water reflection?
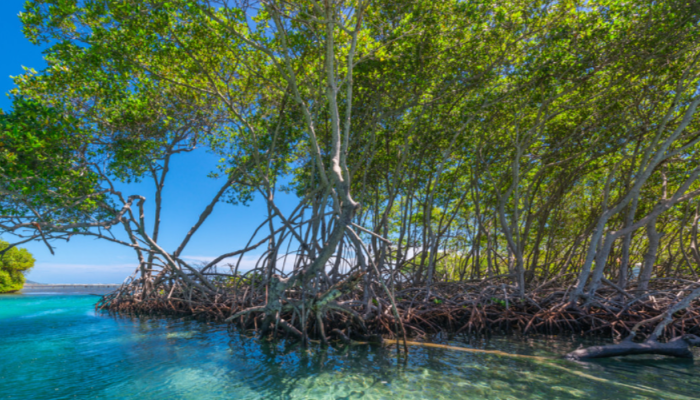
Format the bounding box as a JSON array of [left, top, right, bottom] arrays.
[[0, 294, 699, 399]]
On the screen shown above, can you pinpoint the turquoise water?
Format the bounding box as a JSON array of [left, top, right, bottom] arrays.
[[1, 294, 699, 399]]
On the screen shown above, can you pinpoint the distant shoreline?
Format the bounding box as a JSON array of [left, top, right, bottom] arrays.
[[17, 284, 121, 295], [23, 284, 121, 287]]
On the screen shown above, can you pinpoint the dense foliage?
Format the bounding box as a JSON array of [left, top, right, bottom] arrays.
[[0, 240, 35, 293], [2, 0, 700, 343]]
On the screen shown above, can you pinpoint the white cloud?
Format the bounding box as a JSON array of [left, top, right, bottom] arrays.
[[184, 253, 361, 275], [182, 254, 262, 272], [180, 255, 219, 263], [27, 262, 139, 284], [26, 250, 367, 284]]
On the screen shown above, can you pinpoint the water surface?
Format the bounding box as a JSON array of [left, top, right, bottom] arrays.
[[1, 293, 698, 399]]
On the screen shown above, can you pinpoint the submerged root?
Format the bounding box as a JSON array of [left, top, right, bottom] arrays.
[[97, 275, 700, 355]]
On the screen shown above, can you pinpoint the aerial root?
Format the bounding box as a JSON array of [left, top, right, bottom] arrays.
[[97, 278, 700, 346]]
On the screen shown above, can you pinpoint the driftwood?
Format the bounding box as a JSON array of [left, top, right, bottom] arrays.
[[566, 334, 700, 360]]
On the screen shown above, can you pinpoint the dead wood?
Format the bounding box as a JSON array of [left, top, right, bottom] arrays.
[[565, 335, 700, 360]]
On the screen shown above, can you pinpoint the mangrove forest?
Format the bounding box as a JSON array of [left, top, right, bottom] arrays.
[[2, 0, 700, 361]]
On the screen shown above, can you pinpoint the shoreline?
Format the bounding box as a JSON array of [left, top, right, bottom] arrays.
[[16, 284, 121, 295]]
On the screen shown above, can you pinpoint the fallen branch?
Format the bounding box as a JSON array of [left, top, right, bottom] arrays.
[[566, 335, 700, 360]]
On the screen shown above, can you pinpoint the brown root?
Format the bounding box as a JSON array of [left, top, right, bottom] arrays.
[[96, 273, 700, 352]]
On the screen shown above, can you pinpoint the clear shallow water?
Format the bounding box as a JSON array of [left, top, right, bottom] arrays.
[[1, 294, 699, 400]]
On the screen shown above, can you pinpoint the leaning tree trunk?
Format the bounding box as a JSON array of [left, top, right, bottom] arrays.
[[638, 219, 662, 292], [618, 196, 639, 289]]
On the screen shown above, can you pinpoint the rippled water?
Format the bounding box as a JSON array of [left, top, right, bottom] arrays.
[[1, 294, 699, 399]]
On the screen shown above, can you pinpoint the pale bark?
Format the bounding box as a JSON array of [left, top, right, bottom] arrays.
[[638, 219, 662, 292]]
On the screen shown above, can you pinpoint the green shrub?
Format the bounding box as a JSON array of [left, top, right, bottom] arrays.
[[0, 240, 35, 293]]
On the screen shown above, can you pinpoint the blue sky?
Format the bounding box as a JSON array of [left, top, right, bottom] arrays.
[[1, 1, 296, 283]]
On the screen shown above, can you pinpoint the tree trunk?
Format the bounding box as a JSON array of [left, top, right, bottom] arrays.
[[618, 196, 639, 289], [638, 219, 662, 292]]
